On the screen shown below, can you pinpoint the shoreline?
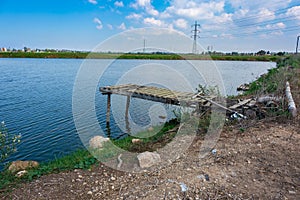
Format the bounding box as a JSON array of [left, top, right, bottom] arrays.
[[0, 55, 299, 195], [0, 52, 284, 62]]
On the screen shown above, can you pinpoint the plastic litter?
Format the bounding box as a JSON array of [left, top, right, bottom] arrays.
[[204, 174, 210, 181], [230, 112, 246, 120], [168, 179, 188, 192], [179, 183, 188, 192], [197, 175, 204, 179], [211, 149, 217, 155]]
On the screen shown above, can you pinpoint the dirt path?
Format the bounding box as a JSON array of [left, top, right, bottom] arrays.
[[2, 119, 299, 200]]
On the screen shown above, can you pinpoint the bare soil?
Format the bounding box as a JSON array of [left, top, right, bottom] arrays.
[[1, 118, 298, 200]]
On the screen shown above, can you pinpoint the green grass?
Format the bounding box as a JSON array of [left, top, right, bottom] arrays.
[[0, 51, 285, 61], [0, 119, 178, 191], [111, 119, 179, 152], [0, 149, 96, 191], [245, 55, 300, 95]]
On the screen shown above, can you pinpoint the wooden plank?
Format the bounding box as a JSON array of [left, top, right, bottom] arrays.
[[229, 99, 252, 109], [100, 84, 214, 107]]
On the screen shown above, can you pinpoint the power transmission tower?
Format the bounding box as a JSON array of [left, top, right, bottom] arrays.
[[191, 21, 201, 54], [296, 35, 300, 54]]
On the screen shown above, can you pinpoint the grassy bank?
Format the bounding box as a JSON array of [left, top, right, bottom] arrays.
[[0, 119, 178, 191], [0, 51, 284, 61], [245, 55, 300, 95]]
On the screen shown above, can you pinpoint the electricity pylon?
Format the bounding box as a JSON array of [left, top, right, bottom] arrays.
[[191, 21, 201, 54]]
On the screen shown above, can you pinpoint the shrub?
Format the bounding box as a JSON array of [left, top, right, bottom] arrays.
[[0, 121, 21, 164]]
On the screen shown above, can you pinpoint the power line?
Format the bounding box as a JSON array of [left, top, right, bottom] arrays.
[[201, 16, 298, 35], [197, 2, 299, 34], [200, 11, 298, 34], [200, 25, 300, 39]]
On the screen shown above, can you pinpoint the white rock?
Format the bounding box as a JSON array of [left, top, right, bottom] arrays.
[[16, 170, 28, 178], [89, 136, 110, 149], [137, 151, 161, 168], [132, 139, 142, 144]]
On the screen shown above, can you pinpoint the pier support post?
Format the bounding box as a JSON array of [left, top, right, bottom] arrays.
[[125, 95, 131, 133], [106, 93, 111, 126]]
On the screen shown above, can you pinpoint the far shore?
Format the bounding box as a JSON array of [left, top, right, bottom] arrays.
[[0, 52, 285, 62]]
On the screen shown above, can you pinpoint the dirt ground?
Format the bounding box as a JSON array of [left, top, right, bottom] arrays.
[[2, 117, 299, 200]]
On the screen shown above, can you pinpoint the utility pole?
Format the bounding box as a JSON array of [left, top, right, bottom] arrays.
[[143, 39, 146, 53], [296, 35, 300, 54], [191, 21, 201, 54]]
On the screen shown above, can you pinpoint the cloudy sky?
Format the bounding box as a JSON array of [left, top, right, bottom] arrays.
[[0, 0, 299, 52]]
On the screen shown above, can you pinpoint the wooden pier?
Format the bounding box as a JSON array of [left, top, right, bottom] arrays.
[[100, 84, 216, 125]]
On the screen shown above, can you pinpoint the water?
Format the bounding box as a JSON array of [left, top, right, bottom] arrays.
[[0, 58, 275, 164]]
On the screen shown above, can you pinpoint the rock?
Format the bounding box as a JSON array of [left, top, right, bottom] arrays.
[[132, 139, 142, 144], [137, 151, 161, 168], [8, 160, 39, 173], [89, 136, 110, 149], [87, 191, 93, 195], [245, 109, 256, 119], [16, 170, 28, 178]]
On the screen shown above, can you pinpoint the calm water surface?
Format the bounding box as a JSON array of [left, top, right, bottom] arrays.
[[0, 58, 275, 164]]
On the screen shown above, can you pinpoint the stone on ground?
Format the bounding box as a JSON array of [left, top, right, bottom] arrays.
[[137, 151, 161, 168], [8, 160, 39, 173], [89, 135, 110, 149]]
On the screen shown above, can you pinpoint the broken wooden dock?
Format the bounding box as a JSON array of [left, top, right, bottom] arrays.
[[100, 84, 217, 124]]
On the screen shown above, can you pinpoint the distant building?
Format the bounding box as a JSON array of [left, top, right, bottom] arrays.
[[1, 47, 7, 52], [24, 47, 31, 52]]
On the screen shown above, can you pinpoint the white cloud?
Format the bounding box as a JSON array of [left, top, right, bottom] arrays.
[[257, 22, 286, 31], [164, 1, 225, 20], [174, 19, 188, 29], [144, 17, 164, 26], [126, 13, 143, 20], [107, 24, 114, 30], [286, 6, 300, 24], [220, 33, 234, 39], [266, 22, 286, 29], [114, 1, 124, 7], [229, 0, 291, 11], [118, 22, 127, 30], [257, 8, 275, 22], [88, 0, 97, 5], [93, 17, 103, 30], [131, 0, 159, 16]]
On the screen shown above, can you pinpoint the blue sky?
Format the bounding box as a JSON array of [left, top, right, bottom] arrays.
[[0, 0, 299, 52]]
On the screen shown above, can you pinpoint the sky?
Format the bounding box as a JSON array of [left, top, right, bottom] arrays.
[[0, 0, 300, 53]]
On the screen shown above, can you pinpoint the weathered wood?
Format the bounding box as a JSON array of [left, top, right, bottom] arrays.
[[257, 96, 282, 103], [125, 95, 131, 133], [229, 99, 252, 109], [197, 95, 246, 118], [285, 81, 297, 117], [100, 84, 246, 120], [100, 84, 197, 106], [106, 93, 111, 125]]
